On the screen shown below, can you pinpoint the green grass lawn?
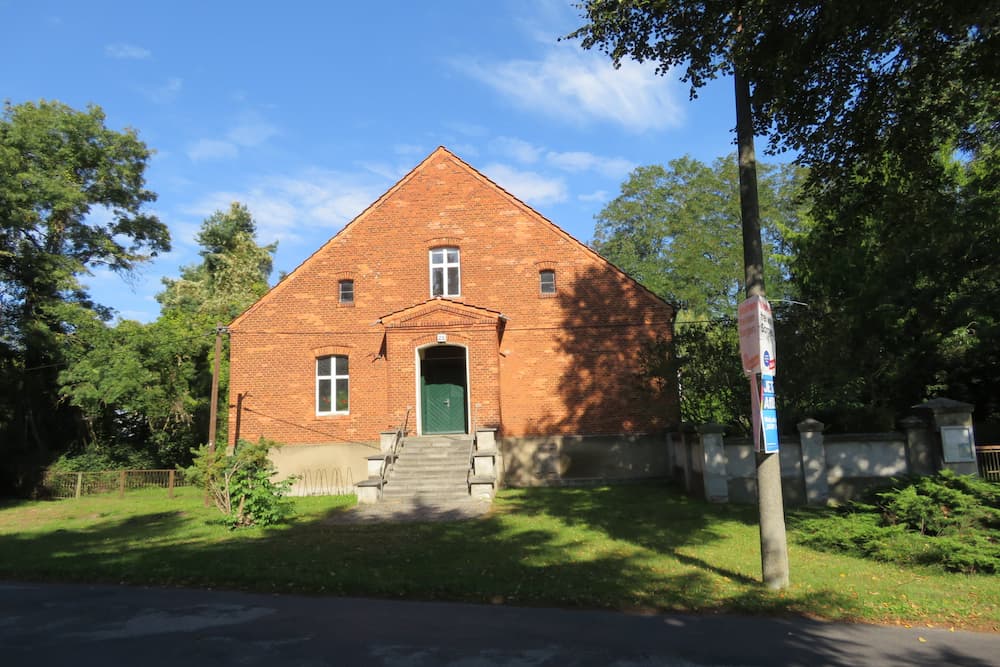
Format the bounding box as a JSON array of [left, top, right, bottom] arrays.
[[1, 483, 997, 632]]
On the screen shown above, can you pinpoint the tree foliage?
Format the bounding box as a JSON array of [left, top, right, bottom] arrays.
[[57, 203, 276, 467], [595, 156, 806, 427], [572, 2, 1000, 428], [568, 1, 999, 184], [783, 148, 1000, 427], [594, 155, 806, 317], [0, 100, 168, 477]]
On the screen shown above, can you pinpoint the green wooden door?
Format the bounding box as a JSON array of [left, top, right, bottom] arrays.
[[421, 354, 467, 434]]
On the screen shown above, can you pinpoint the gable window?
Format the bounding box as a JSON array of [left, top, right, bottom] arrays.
[[539, 269, 556, 295], [338, 279, 354, 304], [316, 355, 349, 414], [430, 247, 460, 297]]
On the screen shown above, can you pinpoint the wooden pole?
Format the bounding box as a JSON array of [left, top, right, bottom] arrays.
[[205, 324, 226, 507], [735, 67, 790, 590], [207, 324, 225, 453]]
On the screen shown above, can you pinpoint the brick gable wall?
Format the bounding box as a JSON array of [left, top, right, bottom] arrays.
[[227, 148, 678, 448]]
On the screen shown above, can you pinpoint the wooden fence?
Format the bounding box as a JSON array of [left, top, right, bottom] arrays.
[[41, 469, 188, 499], [977, 446, 1000, 482]]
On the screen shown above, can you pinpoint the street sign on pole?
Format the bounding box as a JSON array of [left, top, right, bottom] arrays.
[[738, 295, 776, 375]]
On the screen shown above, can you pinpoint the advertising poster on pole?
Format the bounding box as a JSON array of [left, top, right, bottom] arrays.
[[738, 295, 776, 375], [739, 296, 780, 452], [759, 374, 779, 453]]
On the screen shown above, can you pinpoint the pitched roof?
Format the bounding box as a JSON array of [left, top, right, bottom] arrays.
[[230, 146, 672, 329]]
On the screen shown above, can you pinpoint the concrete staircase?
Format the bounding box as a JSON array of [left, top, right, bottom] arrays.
[[347, 431, 499, 522], [381, 435, 472, 503]]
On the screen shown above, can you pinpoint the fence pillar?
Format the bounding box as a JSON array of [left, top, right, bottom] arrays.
[[168, 469, 175, 498], [899, 415, 935, 475], [797, 418, 829, 506], [915, 398, 978, 476], [698, 423, 729, 503], [679, 423, 696, 494], [75, 472, 83, 500]]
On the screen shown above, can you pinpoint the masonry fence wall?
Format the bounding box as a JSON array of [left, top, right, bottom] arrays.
[[669, 399, 983, 505]]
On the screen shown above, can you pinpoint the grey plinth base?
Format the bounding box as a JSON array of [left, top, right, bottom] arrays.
[[469, 475, 496, 499], [356, 479, 382, 504], [367, 454, 392, 478]]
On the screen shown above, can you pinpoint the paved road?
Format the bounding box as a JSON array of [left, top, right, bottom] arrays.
[[1, 581, 997, 666]]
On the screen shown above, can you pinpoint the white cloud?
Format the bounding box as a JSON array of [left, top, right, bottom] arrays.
[[140, 77, 182, 104], [358, 161, 409, 181], [184, 170, 384, 245], [187, 114, 279, 161], [455, 47, 685, 132], [482, 163, 567, 205], [491, 137, 542, 164], [393, 143, 426, 156], [545, 150, 634, 178], [227, 117, 279, 147], [187, 139, 239, 161], [105, 43, 151, 59], [578, 190, 609, 203]]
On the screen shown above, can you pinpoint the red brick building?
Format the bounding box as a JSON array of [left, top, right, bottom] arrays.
[[227, 147, 678, 489]]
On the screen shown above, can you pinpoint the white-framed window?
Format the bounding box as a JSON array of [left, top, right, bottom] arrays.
[[539, 269, 556, 295], [338, 279, 354, 304], [430, 247, 460, 297], [316, 355, 349, 414]]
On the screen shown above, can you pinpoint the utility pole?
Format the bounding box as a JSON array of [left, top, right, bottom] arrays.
[[735, 68, 790, 589], [207, 324, 227, 453]]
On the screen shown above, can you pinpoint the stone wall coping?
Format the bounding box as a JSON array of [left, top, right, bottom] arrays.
[[797, 418, 825, 433], [913, 397, 974, 413], [474, 447, 498, 457], [898, 416, 928, 429], [823, 432, 905, 443], [356, 478, 382, 487]]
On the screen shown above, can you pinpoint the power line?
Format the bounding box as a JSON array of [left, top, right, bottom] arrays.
[[20, 330, 217, 373]]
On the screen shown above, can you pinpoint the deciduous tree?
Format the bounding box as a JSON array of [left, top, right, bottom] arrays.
[[0, 100, 168, 477]]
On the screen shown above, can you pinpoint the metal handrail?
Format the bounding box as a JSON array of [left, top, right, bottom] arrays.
[[466, 432, 477, 493], [380, 407, 411, 492]]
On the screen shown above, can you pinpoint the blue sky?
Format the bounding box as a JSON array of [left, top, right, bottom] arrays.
[[5, 0, 743, 322]]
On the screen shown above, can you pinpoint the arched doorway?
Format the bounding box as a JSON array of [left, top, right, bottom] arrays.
[[419, 344, 468, 434]]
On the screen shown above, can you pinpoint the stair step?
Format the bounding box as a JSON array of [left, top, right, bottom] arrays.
[[370, 436, 485, 507], [385, 482, 468, 492], [390, 471, 467, 480]]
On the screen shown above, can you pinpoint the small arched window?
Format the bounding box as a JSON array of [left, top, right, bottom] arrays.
[[539, 269, 556, 295], [338, 279, 354, 304]]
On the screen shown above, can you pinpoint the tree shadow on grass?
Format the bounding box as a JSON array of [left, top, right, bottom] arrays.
[[1, 491, 992, 667]]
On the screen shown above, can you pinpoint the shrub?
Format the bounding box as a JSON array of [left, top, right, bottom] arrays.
[[792, 471, 1000, 574], [187, 438, 295, 528], [49, 446, 157, 472]]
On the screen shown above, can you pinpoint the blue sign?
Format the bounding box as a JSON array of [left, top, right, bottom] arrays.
[[760, 373, 779, 453]]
